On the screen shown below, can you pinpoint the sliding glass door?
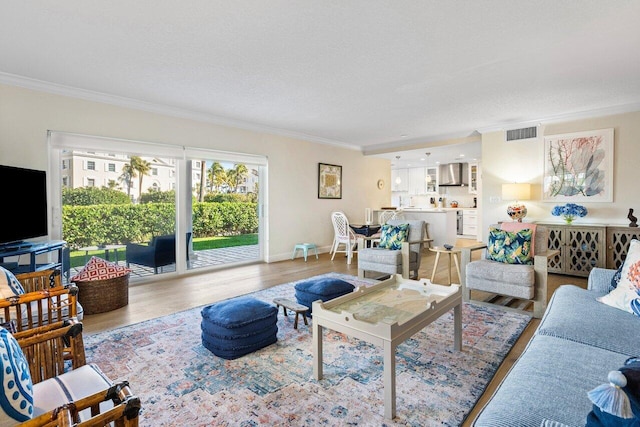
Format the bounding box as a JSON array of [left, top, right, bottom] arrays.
[[185, 157, 263, 271], [49, 132, 267, 282]]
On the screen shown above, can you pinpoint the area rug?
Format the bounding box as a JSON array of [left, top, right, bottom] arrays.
[[83, 273, 531, 426]]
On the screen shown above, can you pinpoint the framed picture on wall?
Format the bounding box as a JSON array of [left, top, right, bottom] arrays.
[[318, 163, 342, 199], [543, 128, 614, 202]]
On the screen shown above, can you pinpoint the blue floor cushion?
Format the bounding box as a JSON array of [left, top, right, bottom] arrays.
[[294, 277, 355, 314], [200, 296, 278, 359]]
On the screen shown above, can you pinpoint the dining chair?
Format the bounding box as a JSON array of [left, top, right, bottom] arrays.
[[330, 212, 358, 264], [369, 210, 399, 245]]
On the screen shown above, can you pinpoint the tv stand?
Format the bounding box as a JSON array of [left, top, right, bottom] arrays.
[[0, 241, 66, 274], [0, 241, 33, 253]]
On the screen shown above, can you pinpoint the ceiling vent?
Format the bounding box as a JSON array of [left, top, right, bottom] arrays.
[[505, 126, 538, 142]]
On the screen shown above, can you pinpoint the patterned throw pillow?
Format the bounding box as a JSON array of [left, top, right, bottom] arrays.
[[70, 256, 131, 282], [0, 328, 33, 424], [0, 267, 25, 299], [378, 223, 409, 250], [598, 239, 640, 315], [487, 227, 533, 265]]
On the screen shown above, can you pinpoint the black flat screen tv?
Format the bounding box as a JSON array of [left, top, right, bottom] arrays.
[[0, 165, 48, 247]]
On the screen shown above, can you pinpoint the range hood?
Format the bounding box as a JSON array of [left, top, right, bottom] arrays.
[[438, 163, 469, 186]]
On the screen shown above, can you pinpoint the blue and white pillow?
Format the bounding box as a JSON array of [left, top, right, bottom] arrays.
[[0, 267, 25, 299], [379, 223, 409, 250], [0, 328, 33, 424], [487, 227, 533, 265]]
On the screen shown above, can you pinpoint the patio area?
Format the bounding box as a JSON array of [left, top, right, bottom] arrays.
[[68, 244, 260, 281]]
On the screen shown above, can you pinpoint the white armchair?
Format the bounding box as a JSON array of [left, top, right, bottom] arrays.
[[357, 219, 430, 279], [459, 224, 559, 318]]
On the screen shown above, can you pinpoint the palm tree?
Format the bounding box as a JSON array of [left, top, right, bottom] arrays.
[[226, 169, 237, 193], [231, 163, 248, 193], [105, 180, 120, 190], [120, 163, 136, 198], [209, 162, 226, 193], [130, 156, 151, 200]]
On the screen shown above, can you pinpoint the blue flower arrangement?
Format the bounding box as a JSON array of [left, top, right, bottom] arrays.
[[551, 203, 588, 224]]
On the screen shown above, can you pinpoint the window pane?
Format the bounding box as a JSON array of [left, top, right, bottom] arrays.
[[186, 159, 260, 271]]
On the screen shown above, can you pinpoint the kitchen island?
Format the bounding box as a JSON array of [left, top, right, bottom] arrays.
[[375, 208, 459, 247]]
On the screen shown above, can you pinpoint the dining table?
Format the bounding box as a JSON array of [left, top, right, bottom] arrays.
[[349, 224, 381, 237], [350, 224, 382, 248]]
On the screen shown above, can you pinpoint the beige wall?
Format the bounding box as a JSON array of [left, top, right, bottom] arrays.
[[0, 83, 391, 261], [480, 111, 640, 233]]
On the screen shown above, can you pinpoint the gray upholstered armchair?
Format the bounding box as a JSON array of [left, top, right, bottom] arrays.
[[459, 224, 559, 318], [357, 219, 429, 280]]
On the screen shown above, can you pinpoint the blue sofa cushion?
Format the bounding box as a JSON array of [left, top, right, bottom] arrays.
[[200, 297, 277, 337], [473, 334, 628, 427], [538, 285, 640, 355]]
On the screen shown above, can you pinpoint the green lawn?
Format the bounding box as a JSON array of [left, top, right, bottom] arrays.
[[69, 234, 259, 268]]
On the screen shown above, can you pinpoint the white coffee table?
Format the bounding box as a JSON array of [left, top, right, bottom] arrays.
[[312, 274, 462, 419]]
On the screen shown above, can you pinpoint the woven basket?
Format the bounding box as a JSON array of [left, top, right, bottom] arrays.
[[73, 273, 129, 315]]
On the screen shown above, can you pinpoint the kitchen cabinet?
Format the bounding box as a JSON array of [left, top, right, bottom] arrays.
[[408, 167, 426, 195], [538, 223, 606, 277], [468, 163, 478, 194], [462, 209, 477, 236], [426, 166, 438, 193], [392, 167, 438, 194], [391, 169, 408, 192]]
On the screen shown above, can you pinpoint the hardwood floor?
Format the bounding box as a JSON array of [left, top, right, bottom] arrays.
[[81, 240, 587, 424]]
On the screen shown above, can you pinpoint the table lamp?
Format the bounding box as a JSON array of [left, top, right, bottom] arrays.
[[502, 183, 531, 222]]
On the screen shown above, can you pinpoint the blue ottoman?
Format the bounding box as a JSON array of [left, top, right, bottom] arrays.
[[294, 277, 355, 315], [201, 296, 278, 360]]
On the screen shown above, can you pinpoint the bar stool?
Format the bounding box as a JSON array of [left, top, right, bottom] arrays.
[[429, 246, 462, 285]]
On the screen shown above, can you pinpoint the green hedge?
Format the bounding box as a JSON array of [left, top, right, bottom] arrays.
[[62, 202, 258, 249]]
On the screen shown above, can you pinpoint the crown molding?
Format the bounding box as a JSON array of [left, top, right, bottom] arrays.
[[0, 72, 360, 151], [476, 103, 640, 134]]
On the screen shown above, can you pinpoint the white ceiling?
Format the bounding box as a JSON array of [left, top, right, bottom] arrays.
[[2, 1, 640, 166]]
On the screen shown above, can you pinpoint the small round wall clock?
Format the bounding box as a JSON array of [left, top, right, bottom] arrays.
[[377, 179, 385, 189]]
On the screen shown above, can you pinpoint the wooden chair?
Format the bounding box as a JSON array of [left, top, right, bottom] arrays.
[[3, 269, 79, 332], [16, 319, 86, 381], [8, 320, 141, 426]]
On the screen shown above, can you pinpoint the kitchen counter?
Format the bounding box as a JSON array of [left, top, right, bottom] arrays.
[[375, 209, 459, 246]]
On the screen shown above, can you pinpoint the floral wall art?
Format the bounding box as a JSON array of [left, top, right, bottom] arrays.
[[543, 128, 614, 202]]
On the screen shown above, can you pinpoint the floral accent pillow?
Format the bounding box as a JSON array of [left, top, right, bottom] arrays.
[[378, 223, 409, 250], [487, 227, 533, 265], [598, 239, 640, 315], [609, 263, 624, 292]]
